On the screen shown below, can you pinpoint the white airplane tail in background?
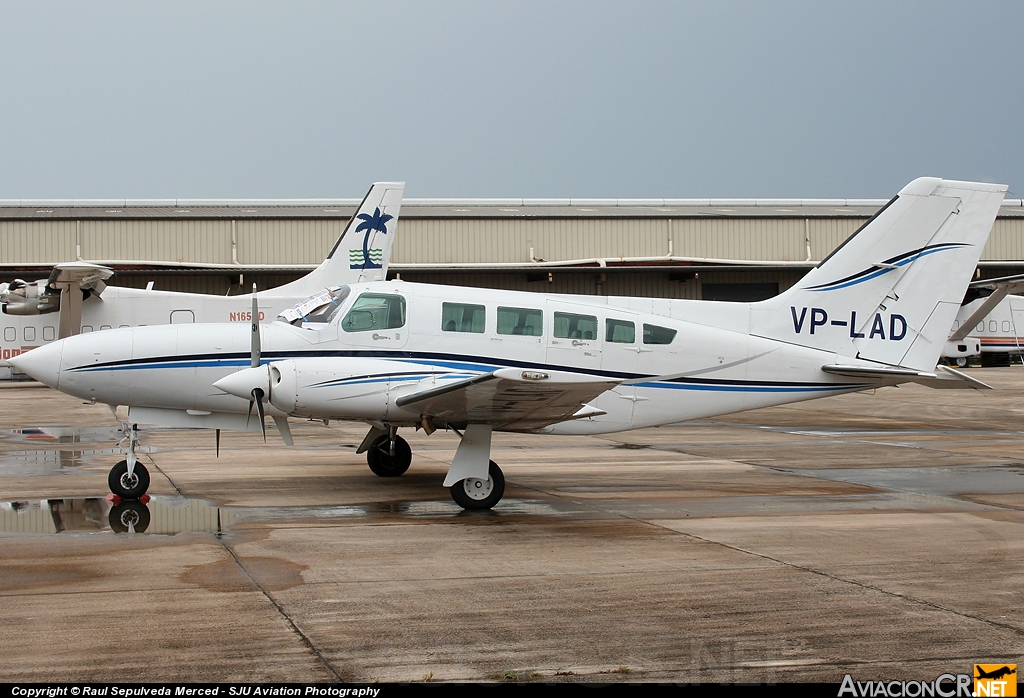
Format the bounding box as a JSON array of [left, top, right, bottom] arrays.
[[271, 181, 405, 296], [752, 177, 1006, 371]]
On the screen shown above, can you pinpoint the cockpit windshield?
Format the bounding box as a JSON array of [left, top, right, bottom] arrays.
[[275, 285, 351, 329]]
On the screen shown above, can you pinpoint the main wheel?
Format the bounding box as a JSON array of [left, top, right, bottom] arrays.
[[108, 499, 151, 533], [954, 356, 968, 368], [450, 460, 505, 510], [367, 435, 412, 477], [108, 460, 150, 499]]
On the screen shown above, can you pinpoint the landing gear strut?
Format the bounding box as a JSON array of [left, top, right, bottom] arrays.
[[444, 424, 505, 510], [109, 423, 150, 499]]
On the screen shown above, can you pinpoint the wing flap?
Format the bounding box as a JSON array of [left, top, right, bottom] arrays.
[[395, 368, 620, 430]]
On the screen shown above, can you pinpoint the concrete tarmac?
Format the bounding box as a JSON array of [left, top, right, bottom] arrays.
[[1, 370, 1023, 683]]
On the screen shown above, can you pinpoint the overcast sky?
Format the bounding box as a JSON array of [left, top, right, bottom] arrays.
[[1, 1, 1021, 199]]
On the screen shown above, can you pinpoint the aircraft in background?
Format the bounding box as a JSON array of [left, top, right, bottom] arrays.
[[11, 178, 1006, 510], [0, 182, 404, 365], [942, 274, 1024, 366]]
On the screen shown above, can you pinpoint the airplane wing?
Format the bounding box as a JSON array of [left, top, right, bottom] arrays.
[[49, 262, 114, 294], [49, 263, 114, 339], [394, 368, 620, 431]]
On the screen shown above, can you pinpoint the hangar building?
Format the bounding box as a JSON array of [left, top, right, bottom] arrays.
[[2, 196, 1023, 301]]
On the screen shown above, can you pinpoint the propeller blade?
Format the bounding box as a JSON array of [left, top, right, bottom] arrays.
[[246, 398, 255, 427], [251, 283, 261, 369], [215, 428, 221, 458], [253, 387, 267, 442]]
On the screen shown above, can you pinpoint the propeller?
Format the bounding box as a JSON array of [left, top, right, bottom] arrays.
[[247, 284, 267, 442]]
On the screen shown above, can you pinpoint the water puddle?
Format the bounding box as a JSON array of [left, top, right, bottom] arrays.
[[0, 426, 123, 444], [0, 449, 126, 476], [800, 463, 1024, 497], [0, 495, 571, 536]]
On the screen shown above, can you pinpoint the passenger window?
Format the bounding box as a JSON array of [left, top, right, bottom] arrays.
[[442, 302, 485, 333], [24, 327, 36, 342], [100, 325, 112, 331], [497, 307, 543, 336], [81, 326, 94, 333], [606, 318, 635, 343], [342, 293, 406, 332], [643, 323, 677, 345], [554, 312, 598, 340], [43, 326, 55, 341], [3, 328, 14, 342]]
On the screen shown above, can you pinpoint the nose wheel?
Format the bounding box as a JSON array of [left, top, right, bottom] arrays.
[[449, 460, 505, 510], [108, 460, 150, 499], [367, 434, 412, 477]]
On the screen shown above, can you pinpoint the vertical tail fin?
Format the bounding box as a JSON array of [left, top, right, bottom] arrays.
[[752, 177, 1006, 371], [271, 181, 405, 295]]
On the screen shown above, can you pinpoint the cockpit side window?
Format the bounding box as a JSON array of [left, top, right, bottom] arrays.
[[342, 293, 407, 332], [276, 286, 351, 328], [643, 323, 677, 345]]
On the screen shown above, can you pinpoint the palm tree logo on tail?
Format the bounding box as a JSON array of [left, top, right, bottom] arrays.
[[350, 207, 393, 269]]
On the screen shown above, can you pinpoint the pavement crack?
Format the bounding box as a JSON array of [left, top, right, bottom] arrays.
[[217, 536, 346, 682]]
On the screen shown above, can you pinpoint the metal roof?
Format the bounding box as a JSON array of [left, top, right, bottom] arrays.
[[2, 197, 1022, 220]]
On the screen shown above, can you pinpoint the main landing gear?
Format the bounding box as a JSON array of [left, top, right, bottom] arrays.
[[108, 423, 150, 500], [358, 424, 507, 510], [449, 460, 505, 510], [366, 432, 412, 477]]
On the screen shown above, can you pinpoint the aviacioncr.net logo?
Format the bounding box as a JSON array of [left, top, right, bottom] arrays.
[[838, 673, 973, 697]]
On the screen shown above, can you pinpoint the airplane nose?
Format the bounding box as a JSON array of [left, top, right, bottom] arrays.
[[8, 341, 63, 388]]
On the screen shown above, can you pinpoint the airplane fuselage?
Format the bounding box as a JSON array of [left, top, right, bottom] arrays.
[[43, 280, 870, 435]]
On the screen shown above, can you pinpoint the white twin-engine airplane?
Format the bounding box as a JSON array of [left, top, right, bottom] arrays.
[[11, 178, 1006, 511], [0, 182, 405, 351]]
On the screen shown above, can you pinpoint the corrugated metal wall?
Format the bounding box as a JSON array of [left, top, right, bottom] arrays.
[[0, 220, 77, 262], [3, 215, 1022, 267], [2, 214, 1022, 298], [984, 217, 1024, 260], [82, 219, 232, 263], [236, 219, 344, 265]]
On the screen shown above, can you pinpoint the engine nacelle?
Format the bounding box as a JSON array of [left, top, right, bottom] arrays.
[[0, 279, 59, 315], [268, 357, 396, 421], [941, 337, 980, 359]]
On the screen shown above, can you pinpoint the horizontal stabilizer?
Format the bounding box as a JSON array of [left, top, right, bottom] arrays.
[[821, 364, 930, 379], [821, 363, 990, 390]]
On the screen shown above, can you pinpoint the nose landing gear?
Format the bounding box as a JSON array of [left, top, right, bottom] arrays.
[[108, 423, 150, 499]]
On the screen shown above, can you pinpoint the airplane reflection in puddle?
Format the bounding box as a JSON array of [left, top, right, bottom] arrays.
[[0, 495, 571, 535], [0, 495, 233, 535]]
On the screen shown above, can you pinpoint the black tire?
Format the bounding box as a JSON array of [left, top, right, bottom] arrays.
[[108, 500, 151, 533], [108, 460, 150, 499], [449, 460, 505, 510], [366, 435, 412, 477], [954, 357, 968, 368]]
